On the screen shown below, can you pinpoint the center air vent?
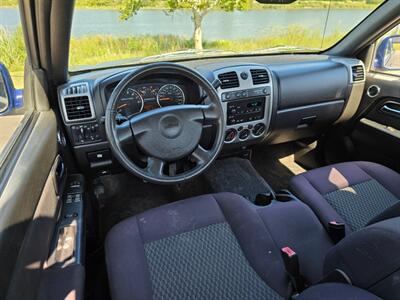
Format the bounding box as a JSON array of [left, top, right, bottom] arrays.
[[351, 65, 365, 82], [250, 69, 269, 85], [60, 82, 95, 122], [218, 71, 239, 89]]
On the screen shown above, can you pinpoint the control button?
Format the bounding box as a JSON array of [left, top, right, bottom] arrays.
[[225, 129, 237, 142], [66, 194, 73, 204], [248, 124, 253, 129], [240, 72, 248, 80], [239, 129, 250, 140], [87, 149, 111, 162], [64, 213, 78, 219], [237, 126, 243, 132], [225, 93, 231, 100], [253, 123, 266, 137]]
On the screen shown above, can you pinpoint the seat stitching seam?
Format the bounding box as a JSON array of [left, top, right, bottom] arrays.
[[323, 178, 374, 197], [298, 175, 344, 226], [356, 163, 399, 200], [213, 194, 289, 297]]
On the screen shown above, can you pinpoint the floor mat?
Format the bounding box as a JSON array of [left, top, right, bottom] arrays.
[[97, 172, 213, 236], [204, 157, 273, 202], [251, 143, 306, 191]]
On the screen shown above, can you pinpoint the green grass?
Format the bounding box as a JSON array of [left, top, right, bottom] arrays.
[[0, 0, 383, 9], [70, 25, 344, 70], [2, 25, 344, 88]]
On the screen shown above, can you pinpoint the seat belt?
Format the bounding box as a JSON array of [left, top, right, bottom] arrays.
[[281, 246, 305, 294], [327, 221, 346, 244]]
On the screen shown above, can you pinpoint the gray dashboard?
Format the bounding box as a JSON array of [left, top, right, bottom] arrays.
[[57, 54, 365, 176]]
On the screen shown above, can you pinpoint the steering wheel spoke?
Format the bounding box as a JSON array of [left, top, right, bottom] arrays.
[[146, 157, 165, 177], [116, 121, 134, 146], [202, 103, 221, 124], [191, 145, 212, 165]]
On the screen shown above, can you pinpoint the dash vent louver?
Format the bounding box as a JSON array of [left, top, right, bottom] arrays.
[[351, 65, 365, 82], [218, 71, 239, 89], [250, 69, 270, 85], [61, 83, 95, 122]]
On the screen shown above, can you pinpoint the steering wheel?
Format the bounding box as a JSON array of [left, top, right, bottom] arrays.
[[105, 62, 224, 184]]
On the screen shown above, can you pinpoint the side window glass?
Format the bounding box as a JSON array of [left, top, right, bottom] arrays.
[[0, 11, 28, 157], [373, 24, 400, 75]]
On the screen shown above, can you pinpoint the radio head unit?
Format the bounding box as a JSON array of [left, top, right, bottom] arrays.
[[227, 97, 265, 126]]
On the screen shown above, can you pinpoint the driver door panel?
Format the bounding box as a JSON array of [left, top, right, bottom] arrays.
[[0, 110, 63, 299]]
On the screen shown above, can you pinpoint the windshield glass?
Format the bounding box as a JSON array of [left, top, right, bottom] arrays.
[[65, 0, 385, 71]]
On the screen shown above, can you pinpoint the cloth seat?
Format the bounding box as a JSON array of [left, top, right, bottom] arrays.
[[296, 283, 382, 300], [105, 192, 381, 300], [105, 193, 290, 300], [290, 161, 400, 232]]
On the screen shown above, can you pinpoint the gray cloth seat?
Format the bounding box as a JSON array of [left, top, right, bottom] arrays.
[[105, 192, 381, 300], [290, 161, 400, 232], [105, 193, 289, 300]]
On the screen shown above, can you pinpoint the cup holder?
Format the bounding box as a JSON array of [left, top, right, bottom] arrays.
[[254, 190, 297, 206], [275, 190, 297, 202]]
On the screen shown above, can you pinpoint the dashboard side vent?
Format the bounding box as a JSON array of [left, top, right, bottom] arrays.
[[218, 71, 239, 89], [250, 69, 269, 85], [351, 65, 365, 82], [60, 82, 95, 122]]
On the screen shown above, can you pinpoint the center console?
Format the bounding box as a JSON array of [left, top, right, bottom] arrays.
[[214, 65, 273, 144]]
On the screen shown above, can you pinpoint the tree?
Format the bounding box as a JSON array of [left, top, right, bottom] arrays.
[[119, 0, 250, 51]]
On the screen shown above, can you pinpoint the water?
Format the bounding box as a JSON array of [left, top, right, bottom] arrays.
[[1, 8, 372, 40]]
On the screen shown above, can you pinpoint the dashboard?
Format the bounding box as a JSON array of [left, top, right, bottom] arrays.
[[57, 55, 366, 176]]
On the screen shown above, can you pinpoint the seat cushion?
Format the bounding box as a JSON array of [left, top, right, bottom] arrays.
[[296, 283, 382, 300], [290, 161, 400, 232], [105, 193, 290, 300]]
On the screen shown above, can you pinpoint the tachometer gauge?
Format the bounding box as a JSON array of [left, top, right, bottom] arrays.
[[115, 88, 144, 118], [157, 84, 185, 107]]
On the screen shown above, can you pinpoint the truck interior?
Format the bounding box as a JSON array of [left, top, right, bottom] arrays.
[[0, 0, 400, 299]]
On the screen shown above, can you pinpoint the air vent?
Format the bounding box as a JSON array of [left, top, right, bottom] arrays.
[[218, 71, 239, 89], [60, 82, 95, 122], [64, 96, 93, 121], [351, 65, 365, 82], [63, 83, 88, 96], [250, 69, 269, 85]]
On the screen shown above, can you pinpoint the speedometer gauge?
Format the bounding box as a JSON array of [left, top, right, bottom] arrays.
[[157, 84, 185, 107], [115, 88, 144, 118]]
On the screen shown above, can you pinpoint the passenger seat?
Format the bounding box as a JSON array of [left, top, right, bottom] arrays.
[[290, 161, 400, 232]]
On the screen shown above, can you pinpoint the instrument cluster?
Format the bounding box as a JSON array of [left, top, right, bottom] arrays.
[[115, 83, 186, 119]]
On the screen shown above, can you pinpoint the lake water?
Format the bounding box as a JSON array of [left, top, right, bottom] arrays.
[[1, 8, 372, 40]]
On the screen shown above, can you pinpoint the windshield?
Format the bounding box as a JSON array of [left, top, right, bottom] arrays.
[[65, 0, 385, 70]]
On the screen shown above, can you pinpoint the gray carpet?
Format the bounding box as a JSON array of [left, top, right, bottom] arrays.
[[204, 157, 273, 202], [251, 143, 306, 191]]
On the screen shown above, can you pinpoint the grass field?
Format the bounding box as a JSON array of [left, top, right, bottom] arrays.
[[2, 25, 344, 88], [5, 26, 343, 87]]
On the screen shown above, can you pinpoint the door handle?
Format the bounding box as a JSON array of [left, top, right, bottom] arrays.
[[381, 102, 400, 117]]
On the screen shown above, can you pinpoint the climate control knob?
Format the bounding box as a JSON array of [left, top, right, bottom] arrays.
[[225, 128, 237, 143], [239, 129, 250, 140], [252, 123, 266, 137]]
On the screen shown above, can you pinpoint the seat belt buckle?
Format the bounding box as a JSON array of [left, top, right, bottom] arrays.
[[281, 246, 305, 293], [328, 221, 346, 244]]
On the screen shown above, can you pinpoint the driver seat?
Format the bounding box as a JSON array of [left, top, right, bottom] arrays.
[[105, 193, 380, 300]]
